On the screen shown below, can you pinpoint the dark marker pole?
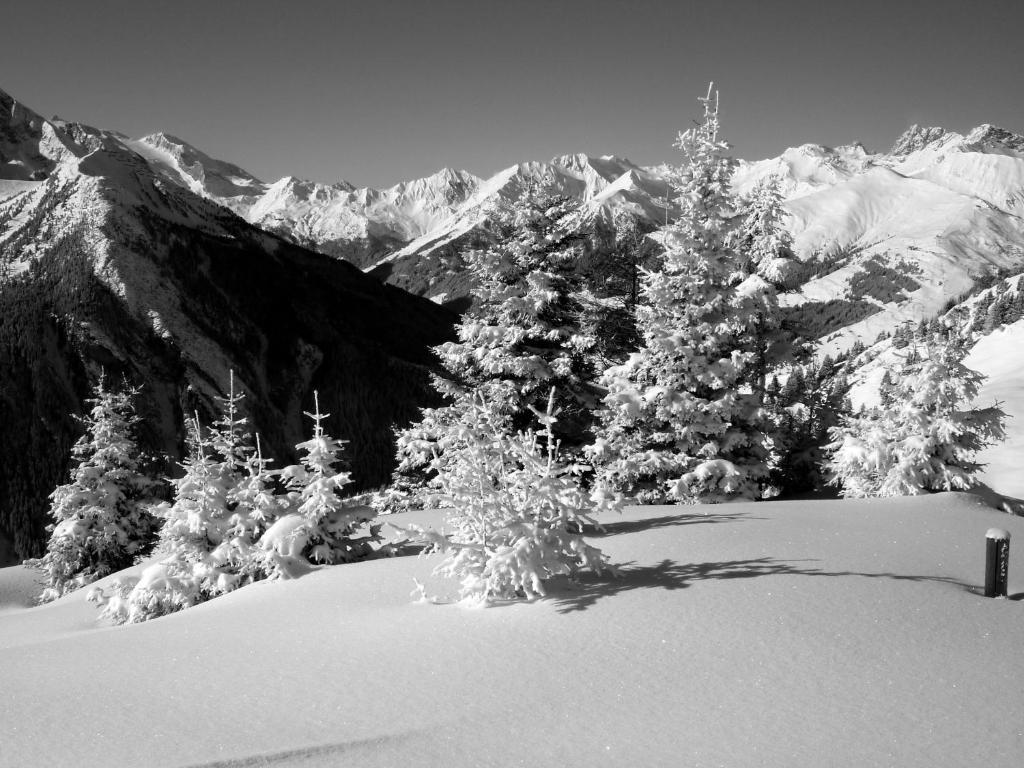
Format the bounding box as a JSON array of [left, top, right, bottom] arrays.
[[984, 528, 1010, 598]]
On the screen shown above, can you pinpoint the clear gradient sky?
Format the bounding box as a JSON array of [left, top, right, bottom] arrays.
[[2, 0, 1022, 188]]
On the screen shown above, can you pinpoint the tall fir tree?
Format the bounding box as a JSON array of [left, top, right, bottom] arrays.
[[394, 189, 599, 506], [589, 85, 772, 503], [825, 334, 1006, 497], [29, 378, 162, 602]]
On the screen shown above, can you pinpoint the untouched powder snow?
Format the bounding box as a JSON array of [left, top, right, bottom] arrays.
[[2, 493, 1023, 767]]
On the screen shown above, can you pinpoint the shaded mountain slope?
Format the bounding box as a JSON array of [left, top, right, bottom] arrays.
[[0, 88, 455, 561]]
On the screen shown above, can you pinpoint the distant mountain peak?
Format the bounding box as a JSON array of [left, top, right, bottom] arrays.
[[889, 125, 948, 156], [138, 131, 264, 184], [962, 124, 1024, 154], [425, 166, 476, 184], [0, 87, 57, 181], [889, 123, 1024, 160]]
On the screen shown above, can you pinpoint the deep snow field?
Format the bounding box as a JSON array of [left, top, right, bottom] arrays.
[[2, 493, 1023, 768]]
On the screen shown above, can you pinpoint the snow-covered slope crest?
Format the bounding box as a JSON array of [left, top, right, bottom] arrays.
[[761, 122, 1024, 357], [111, 130, 486, 268], [0, 88, 81, 181], [2, 494, 1023, 768], [359, 153, 671, 300], [732, 141, 875, 200], [245, 167, 484, 268], [375, 122, 1024, 311], [384, 153, 669, 264], [126, 132, 266, 211], [4, 80, 1024, 343]]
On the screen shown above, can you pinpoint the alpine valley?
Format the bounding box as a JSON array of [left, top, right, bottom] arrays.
[[2, 86, 1023, 562]]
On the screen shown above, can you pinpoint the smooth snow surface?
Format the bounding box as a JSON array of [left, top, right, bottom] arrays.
[[0, 178, 40, 201], [0, 565, 41, 612], [2, 493, 1023, 768]]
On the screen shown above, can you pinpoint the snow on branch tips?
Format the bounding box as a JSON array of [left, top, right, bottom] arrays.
[[588, 84, 780, 504], [27, 376, 162, 602], [825, 335, 1007, 498], [401, 390, 615, 605]]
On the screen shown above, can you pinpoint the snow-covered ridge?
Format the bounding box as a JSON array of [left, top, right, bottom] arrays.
[[889, 124, 949, 156], [4, 82, 1024, 349], [739, 124, 1024, 358], [0, 88, 81, 181], [126, 132, 266, 210], [245, 166, 485, 266], [374, 153, 670, 269]]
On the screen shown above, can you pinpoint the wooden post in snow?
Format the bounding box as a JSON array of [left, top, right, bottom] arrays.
[[984, 528, 1010, 598]]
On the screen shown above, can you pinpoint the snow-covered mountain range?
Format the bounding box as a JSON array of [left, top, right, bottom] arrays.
[[34, 104, 1022, 356], [123, 134, 674, 295], [735, 125, 1024, 356]]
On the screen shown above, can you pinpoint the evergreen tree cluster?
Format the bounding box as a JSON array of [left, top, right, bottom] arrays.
[[392, 84, 1007, 583], [767, 358, 851, 496], [826, 335, 1005, 497], [29, 373, 380, 623], [588, 86, 793, 503], [392, 189, 603, 508], [389, 85, 816, 602], [969, 279, 1024, 335]]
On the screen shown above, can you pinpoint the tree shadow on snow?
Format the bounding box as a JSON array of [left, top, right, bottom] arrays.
[[584, 511, 763, 538], [547, 557, 973, 613], [964, 481, 1024, 515]]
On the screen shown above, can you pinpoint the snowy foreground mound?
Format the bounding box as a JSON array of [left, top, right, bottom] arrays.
[[2, 493, 1023, 768]]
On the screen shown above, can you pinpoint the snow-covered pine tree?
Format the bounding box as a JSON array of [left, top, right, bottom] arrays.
[[207, 370, 252, 481], [28, 378, 161, 602], [768, 359, 851, 495], [91, 415, 232, 623], [256, 391, 378, 579], [224, 434, 282, 583], [581, 209, 659, 368], [731, 173, 812, 494], [91, 374, 265, 623], [825, 334, 1006, 497], [983, 293, 1007, 334], [733, 175, 800, 289], [405, 390, 612, 605], [589, 85, 772, 503], [393, 188, 599, 506], [204, 372, 279, 578]]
